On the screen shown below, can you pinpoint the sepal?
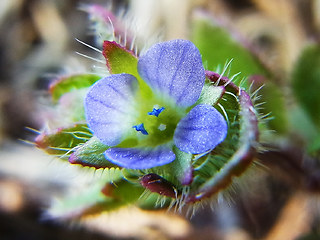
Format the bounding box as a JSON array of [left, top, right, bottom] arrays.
[[196, 83, 225, 106], [103, 41, 152, 96], [69, 136, 116, 169], [35, 124, 92, 158]]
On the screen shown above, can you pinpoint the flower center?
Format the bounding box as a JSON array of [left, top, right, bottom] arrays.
[[133, 105, 182, 147]]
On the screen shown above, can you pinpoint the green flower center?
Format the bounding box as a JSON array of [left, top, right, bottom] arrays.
[[115, 87, 186, 149], [134, 102, 183, 147]]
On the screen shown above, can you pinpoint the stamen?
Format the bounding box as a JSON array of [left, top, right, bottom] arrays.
[[148, 107, 165, 117], [133, 123, 148, 135]]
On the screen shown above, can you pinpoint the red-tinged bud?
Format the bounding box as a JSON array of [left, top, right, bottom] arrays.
[[101, 183, 115, 197], [140, 173, 177, 198]]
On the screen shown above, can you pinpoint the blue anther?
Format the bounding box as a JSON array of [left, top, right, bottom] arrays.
[[148, 107, 165, 117], [133, 123, 148, 135]]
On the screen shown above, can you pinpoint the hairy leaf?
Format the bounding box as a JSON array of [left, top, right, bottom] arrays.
[[48, 168, 144, 219], [292, 44, 320, 129], [35, 124, 92, 158], [50, 74, 101, 102], [191, 16, 269, 79]]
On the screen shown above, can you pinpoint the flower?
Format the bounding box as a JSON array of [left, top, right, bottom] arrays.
[[84, 39, 228, 169]]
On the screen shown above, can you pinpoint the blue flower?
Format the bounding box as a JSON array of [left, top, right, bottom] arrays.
[[84, 39, 228, 169]]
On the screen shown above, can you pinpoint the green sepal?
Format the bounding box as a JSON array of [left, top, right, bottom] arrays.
[[48, 168, 144, 219], [191, 15, 269, 80], [292, 44, 320, 129], [49, 74, 101, 103], [35, 124, 92, 158], [166, 147, 193, 186], [103, 41, 152, 98], [69, 136, 117, 169], [103, 41, 138, 75], [135, 146, 193, 195], [196, 83, 225, 106]]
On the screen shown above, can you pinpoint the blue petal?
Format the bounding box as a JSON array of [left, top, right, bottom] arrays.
[[174, 104, 228, 154], [138, 39, 205, 108], [105, 146, 176, 169], [85, 74, 138, 146]]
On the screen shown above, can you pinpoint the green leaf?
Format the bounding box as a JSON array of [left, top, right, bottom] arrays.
[[35, 124, 92, 158], [48, 168, 144, 219], [255, 81, 288, 134], [69, 136, 117, 169], [55, 89, 88, 123], [308, 134, 320, 157], [191, 16, 269, 78], [49, 74, 101, 102], [289, 104, 320, 156], [292, 44, 320, 129]]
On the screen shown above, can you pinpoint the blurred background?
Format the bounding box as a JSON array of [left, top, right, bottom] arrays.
[[0, 0, 320, 239]]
